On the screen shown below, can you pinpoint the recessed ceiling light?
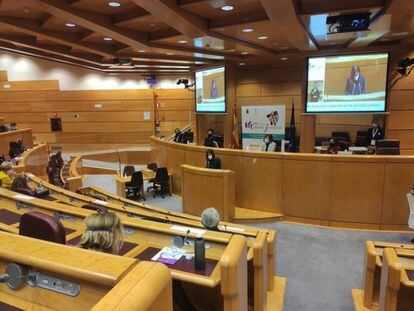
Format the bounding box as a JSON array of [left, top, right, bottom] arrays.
[[178, 40, 188, 44], [239, 62, 246, 66], [103, 37, 113, 41], [258, 36, 268, 40], [138, 50, 145, 53], [281, 57, 288, 61], [22, 7, 30, 13], [241, 51, 248, 55], [221, 5, 234, 11], [166, 52, 174, 55], [280, 46, 289, 50], [108, 2, 121, 7], [242, 28, 253, 33], [65, 23, 76, 27]]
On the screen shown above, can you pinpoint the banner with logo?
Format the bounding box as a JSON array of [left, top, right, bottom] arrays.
[[241, 105, 286, 151]]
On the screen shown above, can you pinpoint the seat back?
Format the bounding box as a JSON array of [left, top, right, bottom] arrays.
[[315, 136, 329, 146], [332, 131, 349, 142], [154, 167, 169, 182], [130, 171, 144, 186], [19, 211, 66, 244], [123, 165, 135, 177], [147, 162, 158, 172], [355, 135, 368, 147]]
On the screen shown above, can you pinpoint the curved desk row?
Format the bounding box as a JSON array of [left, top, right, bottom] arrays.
[[151, 136, 414, 231], [14, 143, 48, 179], [0, 128, 33, 158], [0, 231, 172, 310]]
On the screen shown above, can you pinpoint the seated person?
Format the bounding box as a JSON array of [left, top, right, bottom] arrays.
[[261, 134, 277, 152], [206, 149, 221, 169], [9, 123, 17, 131], [203, 129, 219, 148], [0, 161, 15, 188], [327, 138, 342, 154], [366, 119, 384, 146], [0, 125, 6, 133], [55, 151, 64, 168], [173, 128, 183, 143], [201, 207, 220, 231], [78, 212, 124, 254], [11, 175, 36, 196]]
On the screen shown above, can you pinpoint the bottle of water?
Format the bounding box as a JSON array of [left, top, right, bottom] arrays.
[[194, 234, 205, 270]]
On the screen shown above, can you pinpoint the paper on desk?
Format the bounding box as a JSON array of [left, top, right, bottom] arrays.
[[407, 193, 414, 229], [221, 225, 245, 232], [92, 199, 108, 205], [13, 194, 33, 200], [170, 225, 206, 236], [151, 246, 183, 265]]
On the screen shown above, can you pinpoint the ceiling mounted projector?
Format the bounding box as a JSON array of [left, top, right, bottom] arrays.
[[327, 13, 371, 34]]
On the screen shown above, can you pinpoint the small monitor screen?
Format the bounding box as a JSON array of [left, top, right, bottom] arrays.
[[195, 66, 226, 113], [306, 53, 389, 113]]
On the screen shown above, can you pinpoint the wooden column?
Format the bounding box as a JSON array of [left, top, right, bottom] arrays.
[[300, 114, 316, 153]]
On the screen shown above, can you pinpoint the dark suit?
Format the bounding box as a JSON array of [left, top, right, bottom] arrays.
[[173, 132, 183, 143], [345, 75, 366, 95], [366, 127, 384, 145], [206, 158, 221, 169], [203, 136, 218, 148]]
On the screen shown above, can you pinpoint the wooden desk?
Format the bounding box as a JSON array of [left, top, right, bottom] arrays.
[[13, 144, 48, 179], [151, 136, 414, 230], [0, 128, 33, 158], [181, 164, 236, 222], [0, 231, 172, 310]]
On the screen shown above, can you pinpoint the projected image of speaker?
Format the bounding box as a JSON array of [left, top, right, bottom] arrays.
[[305, 53, 389, 113], [195, 66, 226, 113]]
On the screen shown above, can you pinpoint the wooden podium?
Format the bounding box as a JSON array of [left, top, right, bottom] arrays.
[[181, 164, 235, 222]]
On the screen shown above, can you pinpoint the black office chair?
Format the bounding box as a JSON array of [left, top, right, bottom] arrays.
[[125, 171, 145, 200], [332, 131, 349, 142], [147, 163, 158, 172], [355, 131, 368, 147], [123, 165, 135, 177], [148, 167, 170, 199]]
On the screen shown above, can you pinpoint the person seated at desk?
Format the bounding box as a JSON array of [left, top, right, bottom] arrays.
[[11, 175, 36, 196], [366, 119, 384, 146], [261, 134, 277, 152], [0, 161, 15, 188], [201, 207, 220, 231], [203, 128, 219, 148], [55, 151, 64, 169], [327, 138, 342, 154], [206, 149, 221, 169], [9, 122, 17, 131], [78, 212, 124, 254], [173, 128, 183, 143]]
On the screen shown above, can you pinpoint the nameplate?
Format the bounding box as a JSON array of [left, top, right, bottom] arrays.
[[13, 194, 34, 201], [92, 200, 108, 205], [170, 225, 206, 236]]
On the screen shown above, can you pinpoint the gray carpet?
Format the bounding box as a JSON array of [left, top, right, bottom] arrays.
[[84, 175, 413, 310]]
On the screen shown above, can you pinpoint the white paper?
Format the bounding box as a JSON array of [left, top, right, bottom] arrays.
[[144, 111, 151, 120], [13, 194, 34, 200], [221, 225, 245, 232], [371, 139, 376, 146], [92, 199, 108, 205], [170, 225, 206, 236], [407, 193, 414, 229]]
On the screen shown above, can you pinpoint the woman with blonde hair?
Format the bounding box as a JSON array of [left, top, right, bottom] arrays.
[[78, 212, 124, 254]]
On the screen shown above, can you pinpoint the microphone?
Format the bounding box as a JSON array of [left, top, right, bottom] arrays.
[[116, 149, 122, 175]]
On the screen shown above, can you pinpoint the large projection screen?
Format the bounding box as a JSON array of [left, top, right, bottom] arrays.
[[305, 53, 389, 113], [195, 66, 226, 113]]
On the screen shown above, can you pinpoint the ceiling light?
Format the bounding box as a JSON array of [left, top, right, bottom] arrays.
[[108, 2, 121, 7], [258, 36, 268, 40], [281, 57, 288, 61], [138, 50, 145, 53], [65, 23, 76, 27], [103, 37, 113, 41], [22, 7, 30, 13], [178, 40, 188, 44], [280, 46, 289, 50], [241, 51, 248, 55], [242, 28, 253, 33], [391, 31, 409, 36], [166, 52, 174, 55], [221, 5, 234, 11], [239, 62, 245, 66]]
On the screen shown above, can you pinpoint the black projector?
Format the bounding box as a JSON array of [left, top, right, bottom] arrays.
[[327, 13, 371, 34]]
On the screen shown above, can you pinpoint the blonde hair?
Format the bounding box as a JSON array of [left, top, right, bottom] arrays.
[[78, 212, 124, 254]]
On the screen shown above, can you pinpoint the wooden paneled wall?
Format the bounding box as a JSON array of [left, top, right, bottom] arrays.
[[387, 50, 414, 155], [0, 70, 195, 152], [155, 89, 196, 138], [236, 65, 303, 135]]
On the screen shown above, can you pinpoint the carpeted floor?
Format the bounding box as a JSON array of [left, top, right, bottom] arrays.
[[85, 175, 413, 311]]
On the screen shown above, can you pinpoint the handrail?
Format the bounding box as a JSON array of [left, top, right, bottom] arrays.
[[167, 124, 192, 141]]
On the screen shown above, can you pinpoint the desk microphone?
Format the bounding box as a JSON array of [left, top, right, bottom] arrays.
[[116, 149, 122, 175]]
